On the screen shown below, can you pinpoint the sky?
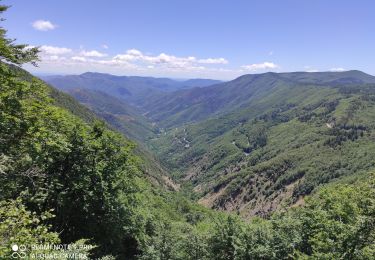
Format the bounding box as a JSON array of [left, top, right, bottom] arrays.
[[3, 0, 375, 80]]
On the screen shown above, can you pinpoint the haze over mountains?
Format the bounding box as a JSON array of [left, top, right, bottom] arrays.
[[45, 70, 375, 217], [43, 73, 222, 107]]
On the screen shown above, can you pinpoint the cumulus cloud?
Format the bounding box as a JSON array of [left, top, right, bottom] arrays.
[[113, 49, 228, 70], [114, 49, 143, 61], [32, 20, 57, 31], [198, 58, 228, 64], [80, 50, 107, 57], [40, 45, 72, 55], [127, 49, 143, 56], [330, 67, 346, 72], [31, 46, 237, 78], [71, 56, 87, 62], [241, 62, 278, 71], [48, 55, 60, 61]]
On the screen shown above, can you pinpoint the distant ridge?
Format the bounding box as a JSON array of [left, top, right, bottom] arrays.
[[43, 72, 221, 106], [141, 70, 375, 127]]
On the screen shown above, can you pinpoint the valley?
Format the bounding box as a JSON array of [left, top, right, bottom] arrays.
[[2, 2, 375, 257], [45, 70, 375, 217]]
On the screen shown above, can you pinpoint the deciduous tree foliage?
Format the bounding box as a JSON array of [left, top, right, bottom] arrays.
[[0, 4, 140, 258], [0, 199, 59, 258], [139, 175, 375, 259], [0, 3, 374, 260]]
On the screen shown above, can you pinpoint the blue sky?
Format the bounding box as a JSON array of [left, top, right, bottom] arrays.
[[3, 0, 375, 79]]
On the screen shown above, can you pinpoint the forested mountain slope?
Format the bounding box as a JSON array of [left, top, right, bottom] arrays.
[[142, 71, 375, 127], [277, 70, 375, 85], [3, 62, 375, 259], [45, 66, 375, 219], [65, 88, 156, 142], [1, 3, 375, 258], [146, 72, 375, 216], [0, 45, 215, 259]]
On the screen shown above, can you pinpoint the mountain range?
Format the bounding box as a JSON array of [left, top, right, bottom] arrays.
[[43, 72, 221, 107], [44, 70, 375, 217], [2, 4, 375, 257]]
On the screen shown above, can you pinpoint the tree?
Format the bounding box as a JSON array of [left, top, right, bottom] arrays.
[[140, 222, 181, 260], [0, 5, 38, 66], [293, 175, 375, 259], [209, 215, 240, 260], [0, 4, 141, 258], [0, 199, 59, 258]]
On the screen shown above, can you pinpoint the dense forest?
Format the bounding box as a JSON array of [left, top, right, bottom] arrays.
[[0, 4, 375, 260]]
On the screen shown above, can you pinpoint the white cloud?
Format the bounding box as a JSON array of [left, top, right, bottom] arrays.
[[102, 44, 109, 49], [113, 49, 143, 61], [40, 45, 72, 55], [94, 59, 139, 69], [71, 56, 87, 62], [31, 46, 237, 79], [241, 62, 278, 71], [127, 49, 143, 56], [268, 51, 274, 56], [330, 67, 346, 72], [32, 20, 57, 31], [113, 49, 228, 70], [49, 55, 60, 61], [198, 58, 228, 64], [80, 50, 107, 57]]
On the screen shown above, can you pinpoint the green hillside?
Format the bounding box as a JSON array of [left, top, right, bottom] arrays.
[[148, 75, 375, 216], [45, 57, 375, 220], [1, 4, 375, 259], [57, 87, 177, 189], [65, 88, 156, 142], [142, 71, 375, 128], [0, 22, 216, 258], [43, 65, 375, 258]]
